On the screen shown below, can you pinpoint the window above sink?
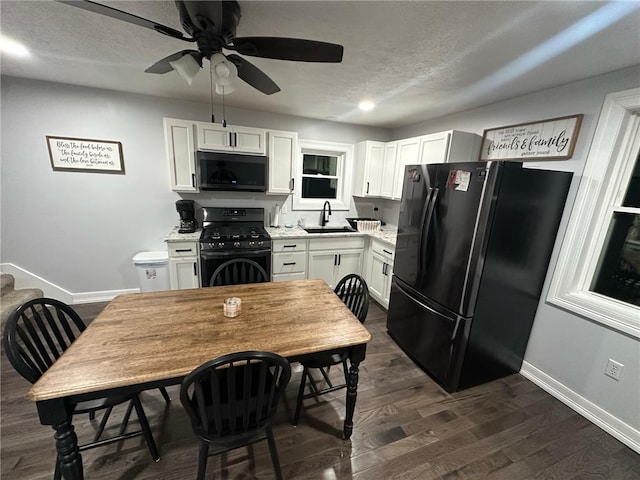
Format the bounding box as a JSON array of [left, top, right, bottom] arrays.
[[292, 139, 353, 212]]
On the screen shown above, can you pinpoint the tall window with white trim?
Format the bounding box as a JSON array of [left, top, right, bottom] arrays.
[[547, 87, 640, 338], [591, 154, 640, 306]]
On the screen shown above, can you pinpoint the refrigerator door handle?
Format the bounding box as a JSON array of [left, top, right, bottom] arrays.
[[419, 187, 439, 274], [394, 280, 454, 323], [417, 187, 434, 271]]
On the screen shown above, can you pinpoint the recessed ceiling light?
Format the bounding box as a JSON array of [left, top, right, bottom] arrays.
[[0, 35, 30, 57], [358, 100, 375, 111]]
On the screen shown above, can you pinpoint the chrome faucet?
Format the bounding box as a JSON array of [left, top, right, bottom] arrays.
[[321, 201, 332, 226]]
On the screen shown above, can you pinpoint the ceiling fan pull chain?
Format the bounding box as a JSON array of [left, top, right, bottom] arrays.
[[214, 62, 216, 123], [222, 87, 227, 127]]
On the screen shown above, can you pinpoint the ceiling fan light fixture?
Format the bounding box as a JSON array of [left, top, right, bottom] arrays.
[[210, 53, 238, 94], [169, 53, 200, 85]]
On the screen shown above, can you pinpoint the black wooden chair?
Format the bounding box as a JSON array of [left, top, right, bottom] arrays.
[[209, 258, 269, 286], [3, 297, 161, 480], [180, 351, 291, 480], [293, 274, 369, 426]]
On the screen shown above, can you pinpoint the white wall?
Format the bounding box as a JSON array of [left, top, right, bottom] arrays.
[[393, 65, 640, 449], [0, 76, 388, 296]]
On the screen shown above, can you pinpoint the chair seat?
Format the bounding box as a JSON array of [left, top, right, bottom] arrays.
[[74, 393, 136, 414], [300, 351, 348, 369]]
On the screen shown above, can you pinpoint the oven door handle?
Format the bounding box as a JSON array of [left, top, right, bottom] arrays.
[[200, 249, 271, 259]]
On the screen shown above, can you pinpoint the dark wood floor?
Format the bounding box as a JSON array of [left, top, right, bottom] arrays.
[[2, 301, 638, 479]]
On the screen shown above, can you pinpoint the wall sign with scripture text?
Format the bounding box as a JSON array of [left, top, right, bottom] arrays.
[[479, 114, 583, 161], [46, 136, 125, 173]]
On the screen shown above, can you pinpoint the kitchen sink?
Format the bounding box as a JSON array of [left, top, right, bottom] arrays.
[[304, 226, 356, 234]]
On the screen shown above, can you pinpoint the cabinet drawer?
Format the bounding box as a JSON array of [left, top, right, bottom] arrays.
[[272, 272, 306, 282], [168, 242, 198, 257], [309, 237, 365, 251], [273, 252, 306, 274], [273, 239, 307, 253], [371, 239, 395, 260]]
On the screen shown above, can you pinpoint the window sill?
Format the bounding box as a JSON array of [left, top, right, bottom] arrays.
[[548, 290, 640, 339]]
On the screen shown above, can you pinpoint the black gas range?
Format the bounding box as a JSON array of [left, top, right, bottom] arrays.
[[199, 207, 271, 286]]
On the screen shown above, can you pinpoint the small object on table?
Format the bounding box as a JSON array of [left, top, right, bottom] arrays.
[[223, 297, 242, 317]]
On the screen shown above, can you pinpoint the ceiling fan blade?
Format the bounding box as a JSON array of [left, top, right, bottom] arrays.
[[226, 54, 280, 95], [56, 0, 193, 41], [229, 37, 344, 63], [145, 50, 202, 74], [182, 0, 223, 33]]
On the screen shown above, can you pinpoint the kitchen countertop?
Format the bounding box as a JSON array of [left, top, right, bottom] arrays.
[[164, 225, 398, 247], [266, 225, 397, 247], [165, 227, 201, 242]]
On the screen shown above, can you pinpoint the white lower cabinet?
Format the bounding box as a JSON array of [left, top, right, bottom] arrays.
[[272, 239, 307, 282], [365, 238, 395, 308], [307, 237, 365, 289], [168, 241, 200, 289]]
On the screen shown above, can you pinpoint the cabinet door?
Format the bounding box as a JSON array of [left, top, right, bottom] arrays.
[[169, 258, 199, 289], [197, 123, 232, 151], [367, 251, 387, 301], [164, 119, 197, 192], [392, 137, 420, 200], [418, 132, 450, 164], [234, 126, 266, 154], [308, 251, 338, 288], [382, 260, 394, 306], [380, 141, 397, 198], [267, 130, 297, 194], [336, 250, 363, 281], [354, 141, 384, 197]]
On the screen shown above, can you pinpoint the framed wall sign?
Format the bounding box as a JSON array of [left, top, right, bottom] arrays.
[[46, 136, 125, 174], [479, 114, 583, 161]]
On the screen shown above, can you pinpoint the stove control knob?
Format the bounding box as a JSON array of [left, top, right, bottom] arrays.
[[218, 242, 224, 248], [249, 241, 255, 247], [257, 241, 264, 247], [234, 241, 241, 248]]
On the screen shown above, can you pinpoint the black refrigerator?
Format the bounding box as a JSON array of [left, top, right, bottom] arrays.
[[386, 161, 572, 392]]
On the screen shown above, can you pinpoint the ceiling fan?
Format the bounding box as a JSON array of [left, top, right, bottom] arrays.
[[57, 0, 344, 95]]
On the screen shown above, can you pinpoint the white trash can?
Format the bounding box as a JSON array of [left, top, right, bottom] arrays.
[[132, 251, 170, 292]]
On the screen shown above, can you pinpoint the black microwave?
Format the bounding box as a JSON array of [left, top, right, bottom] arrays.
[[198, 151, 267, 192]]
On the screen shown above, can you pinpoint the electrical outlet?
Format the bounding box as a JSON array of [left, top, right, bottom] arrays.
[[281, 203, 288, 214], [605, 359, 624, 380]]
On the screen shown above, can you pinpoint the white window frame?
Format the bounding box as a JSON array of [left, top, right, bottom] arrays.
[[292, 139, 354, 211], [547, 87, 640, 339]]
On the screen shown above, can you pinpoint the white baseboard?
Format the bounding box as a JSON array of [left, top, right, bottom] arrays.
[[0, 263, 140, 305], [520, 361, 640, 453]]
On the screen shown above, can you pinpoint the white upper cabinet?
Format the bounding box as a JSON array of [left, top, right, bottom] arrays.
[[267, 130, 298, 195], [196, 123, 266, 154], [392, 136, 421, 200], [380, 141, 398, 198], [353, 141, 385, 197], [420, 130, 482, 164], [391, 130, 481, 200], [164, 118, 197, 192], [418, 131, 450, 164]]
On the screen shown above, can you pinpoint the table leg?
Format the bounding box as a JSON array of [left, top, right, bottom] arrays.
[[37, 398, 83, 479], [344, 344, 367, 440]]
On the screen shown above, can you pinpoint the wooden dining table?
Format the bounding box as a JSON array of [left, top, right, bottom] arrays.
[[28, 279, 372, 480]]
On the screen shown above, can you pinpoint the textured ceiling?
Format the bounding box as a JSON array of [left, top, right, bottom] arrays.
[[1, 1, 639, 128]]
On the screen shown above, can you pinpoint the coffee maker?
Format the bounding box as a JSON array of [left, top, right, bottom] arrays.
[[176, 200, 197, 233]]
